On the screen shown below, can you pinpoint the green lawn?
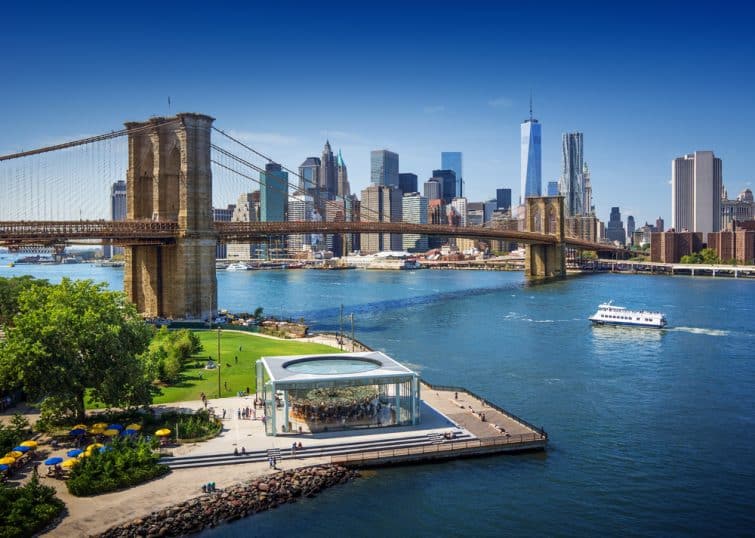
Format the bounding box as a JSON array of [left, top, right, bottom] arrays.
[[151, 331, 339, 404]]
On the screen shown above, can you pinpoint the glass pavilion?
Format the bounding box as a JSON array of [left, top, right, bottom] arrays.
[[255, 351, 421, 436]]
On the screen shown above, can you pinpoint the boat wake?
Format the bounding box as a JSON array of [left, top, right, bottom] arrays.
[[666, 326, 730, 337]]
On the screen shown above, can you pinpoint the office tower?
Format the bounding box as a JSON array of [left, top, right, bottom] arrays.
[[582, 162, 593, 215], [496, 188, 512, 212], [547, 181, 559, 197], [672, 151, 722, 234], [104, 180, 127, 258], [298, 157, 320, 195], [212, 204, 235, 259], [451, 197, 468, 226], [427, 198, 447, 249], [606, 207, 626, 244], [402, 192, 428, 252], [320, 141, 337, 196], [424, 178, 442, 201], [287, 193, 315, 254], [370, 150, 399, 187], [560, 132, 584, 216], [360, 185, 402, 253], [227, 192, 260, 259], [399, 173, 418, 194], [336, 150, 350, 197], [467, 202, 484, 226], [627, 215, 635, 241], [484, 200, 498, 223], [655, 217, 665, 232], [520, 100, 542, 202], [260, 163, 288, 222], [433, 169, 457, 204], [441, 152, 463, 198], [721, 188, 754, 231], [324, 199, 349, 256]]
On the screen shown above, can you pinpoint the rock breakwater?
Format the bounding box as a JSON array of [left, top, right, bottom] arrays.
[[96, 465, 359, 537]]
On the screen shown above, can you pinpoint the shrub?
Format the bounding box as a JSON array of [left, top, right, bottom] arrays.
[[0, 474, 65, 538], [158, 409, 221, 441], [0, 413, 29, 455]]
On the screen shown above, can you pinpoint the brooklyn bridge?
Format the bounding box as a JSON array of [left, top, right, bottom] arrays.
[[0, 113, 621, 320]]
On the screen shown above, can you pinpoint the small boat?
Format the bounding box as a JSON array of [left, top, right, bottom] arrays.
[[225, 262, 251, 272], [589, 301, 667, 328]]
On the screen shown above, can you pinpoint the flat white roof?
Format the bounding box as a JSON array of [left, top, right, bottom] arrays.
[[259, 351, 417, 386]]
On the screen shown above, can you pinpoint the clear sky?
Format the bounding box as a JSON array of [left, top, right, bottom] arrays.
[[2, 1, 754, 225]]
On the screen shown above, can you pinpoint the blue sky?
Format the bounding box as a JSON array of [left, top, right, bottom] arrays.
[[2, 1, 754, 225]]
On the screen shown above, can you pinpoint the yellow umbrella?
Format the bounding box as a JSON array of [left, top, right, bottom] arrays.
[[155, 428, 171, 437], [126, 424, 142, 431], [6, 451, 23, 459], [61, 459, 78, 469], [103, 429, 120, 437], [89, 427, 105, 434], [73, 424, 88, 430], [92, 422, 108, 429], [0, 457, 15, 465], [77, 452, 89, 459], [20, 440, 38, 448], [86, 443, 104, 451]]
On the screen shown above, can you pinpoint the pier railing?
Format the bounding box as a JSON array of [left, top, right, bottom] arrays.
[[329, 433, 545, 465], [421, 381, 547, 439]]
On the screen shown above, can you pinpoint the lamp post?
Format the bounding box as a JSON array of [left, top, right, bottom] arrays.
[[217, 325, 221, 398]]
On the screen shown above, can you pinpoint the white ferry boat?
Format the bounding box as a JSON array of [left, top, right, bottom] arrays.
[[589, 302, 667, 328], [225, 262, 251, 272]]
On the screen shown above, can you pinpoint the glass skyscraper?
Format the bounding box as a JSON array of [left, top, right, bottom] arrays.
[[520, 108, 542, 203], [547, 181, 559, 197], [496, 188, 511, 211], [560, 132, 584, 216], [260, 163, 288, 222], [371, 150, 399, 187], [433, 169, 456, 204], [441, 152, 463, 198]]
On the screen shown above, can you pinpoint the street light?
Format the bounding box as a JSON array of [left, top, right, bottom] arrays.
[[217, 325, 222, 398]]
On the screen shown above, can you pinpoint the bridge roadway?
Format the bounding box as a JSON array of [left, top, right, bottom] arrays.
[[0, 220, 618, 251]]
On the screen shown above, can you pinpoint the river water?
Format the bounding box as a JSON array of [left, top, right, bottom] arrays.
[[2, 259, 754, 536]]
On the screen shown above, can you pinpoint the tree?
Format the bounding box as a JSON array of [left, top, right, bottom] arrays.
[[699, 247, 720, 265], [0, 276, 49, 327], [0, 278, 154, 422]]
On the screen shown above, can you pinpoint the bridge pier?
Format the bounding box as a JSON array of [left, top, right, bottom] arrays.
[[124, 113, 217, 320], [524, 196, 565, 279]]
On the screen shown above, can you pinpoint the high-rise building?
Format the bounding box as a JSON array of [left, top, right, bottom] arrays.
[[260, 163, 288, 222], [320, 141, 337, 196], [336, 150, 350, 197], [560, 132, 584, 216], [360, 184, 402, 253], [227, 192, 260, 259], [582, 162, 593, 215], [104, 180, 127, 258], [287, 193, 315, 255], [212, 204, 235, 259], [483, 200, 498, 223], [432, 169, 457, 204], [402, 192, 428, 252], [398, 173, 418, 194], [606, 207, 626, 244], [451, 197, 468, 226], [672, 151, 722, 235], [467, 202, 484, 226], [496, 188, 512, 212], [441, 152, 463, 198], [655, 217, 665, 232], [520, 101, 542, 203], [298, 157, 320, 195], [627, 215, 635, 244], [423, 178, 442, 201], [720, 187, 753, 231], [547, 181, 559, 197], [370, 150, 399, 187]]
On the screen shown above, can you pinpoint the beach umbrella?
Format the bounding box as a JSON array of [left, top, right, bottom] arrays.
[[155, 428, 171, 437], [92, 422, 108, 429], [6, 451, 23, 459], [69, 428, 86, 436], [20, 440, 37, 448], [107, 424, 124, 431], [13, 446, 30, 453], [44, 457, 63, 466], [86, 443, 104, 451], [67, 449, 83, 457], [0, 457, 15, 465], [0, 464, 8, 472], [77, 452, 88, 459], [103, 429, 120, 437], [61, 459, 78, 469], [126, 423, 142, 431], [98, 446, 113, 453], [73, 424, 88, 430], [89, 427, 105, 435], [123, 428, 138, 436]]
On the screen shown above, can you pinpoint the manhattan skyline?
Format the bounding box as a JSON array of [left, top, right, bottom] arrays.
[[1, 2, 754, 226]]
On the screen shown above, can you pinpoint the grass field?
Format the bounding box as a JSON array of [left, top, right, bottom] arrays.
[[151, 331, 339, 404]]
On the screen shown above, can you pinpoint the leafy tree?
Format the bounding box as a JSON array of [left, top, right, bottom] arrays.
[[253, 306, 264, 320], [699, 247, 720, 264], [0, 276, 49, 327], [0, 278, 154, 422]]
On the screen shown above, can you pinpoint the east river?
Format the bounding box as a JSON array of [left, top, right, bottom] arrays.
[[2, 259, 754, 536]]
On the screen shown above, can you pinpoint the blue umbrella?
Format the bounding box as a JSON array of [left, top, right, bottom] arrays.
[[123, 429, 138, 436], [12, 446, 30, 453], [98, 446, 113, 453], [44, 457, 63, 466], [69, 428, 86, 436], [0, 464, 8, 471], [107, 424, 124, 431], [67, 449, 83, 457]]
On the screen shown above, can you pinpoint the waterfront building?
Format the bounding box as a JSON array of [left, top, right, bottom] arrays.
[[650, 231, 703, 263], [708, 223, 755, 264], [451, 197, 468, 227], [496, 188, 512, 211], [672, 151, 722, 235], [336, 150, 350, 198], [287, 193, 316, 255], [441, 152, 463, 198], [424, 178, 442, 201], [547, 181, 559, 197], [467, 202, 484, 226], [627, 215, 636, 245], [371, 150, 399, 188], [520, 102, 542, 203], [104, 180, 127, 258], [721, 188, 754, 230], [433, 169, 457, 204], [298, 157, 321, 196], [399, 173, 418, 194], [360, 184, 402, 253], [560, 132, 584, 217], [227, 191, 261, 259], [212, 204, 235, 259], [656, 217, 665, 232], [402, 192, 428, 252], [606, 207, 626, 245]]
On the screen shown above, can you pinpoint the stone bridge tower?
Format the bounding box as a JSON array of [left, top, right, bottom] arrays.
[[124, 113, 217, 320], [525, 196, 566, 279]]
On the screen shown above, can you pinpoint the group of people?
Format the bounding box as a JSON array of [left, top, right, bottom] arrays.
[[290, 441, 304, 456], [290, 396, 386, 428]]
